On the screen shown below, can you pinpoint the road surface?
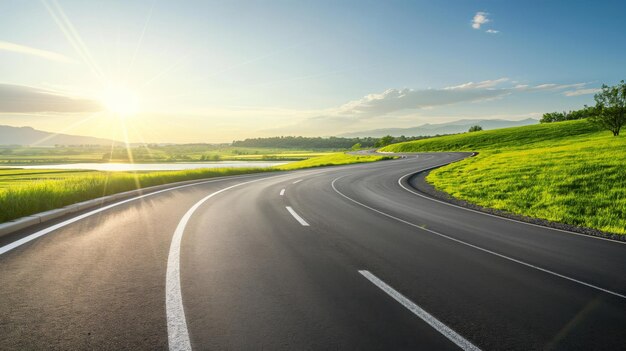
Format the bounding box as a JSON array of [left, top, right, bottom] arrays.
[[1, 152, 625, 350]]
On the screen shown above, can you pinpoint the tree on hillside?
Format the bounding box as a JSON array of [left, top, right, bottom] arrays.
[[591, 81, 626, 136], [374, 135, 395, 147], [468, 125, 483, 132]]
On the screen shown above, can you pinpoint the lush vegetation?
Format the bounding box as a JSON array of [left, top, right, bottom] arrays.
[[0, 145, 329, 165], [0, 140, 406, 165], [590, 80, 626, 136], [382, 119, 601, 152], [0, 169, 100, 189], [540, 106, 597, 123], [277, 152, 392, 170], [0, 167, 279, 222], [232, 135, 430, 149], [0, 152, 390, 223], [233, 136, 379, 149], [468, 125, 483, 132], [374, 135, 395, 147], [540, 81, 626, 137], [382, 119, 626, 235]]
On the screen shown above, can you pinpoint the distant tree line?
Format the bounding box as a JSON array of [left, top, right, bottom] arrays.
[[233, 136, 378, 149], [232, 135, 431, 149], [540, 80, 626, 136], [540, 106, 597, 123], [102, 148, 160, 161]]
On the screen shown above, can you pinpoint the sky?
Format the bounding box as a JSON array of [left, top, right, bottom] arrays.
[[0, 0, 625, 143]]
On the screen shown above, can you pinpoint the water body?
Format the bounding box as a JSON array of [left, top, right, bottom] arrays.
[[2, 161, 288, 172]]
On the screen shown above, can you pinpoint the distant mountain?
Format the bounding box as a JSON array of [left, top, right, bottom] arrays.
[[339, 118, 539, 138], [0, 125, 120, 146]]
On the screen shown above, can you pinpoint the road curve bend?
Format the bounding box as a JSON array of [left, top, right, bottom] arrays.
[[1, 153, 625, 350]]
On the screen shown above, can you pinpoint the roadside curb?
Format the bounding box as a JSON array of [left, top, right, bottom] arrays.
[[0, 175, 262, 238]]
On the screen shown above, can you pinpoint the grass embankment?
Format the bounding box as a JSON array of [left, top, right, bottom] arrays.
[[0, 152, 389, 223], [381, 120, 626, 235]]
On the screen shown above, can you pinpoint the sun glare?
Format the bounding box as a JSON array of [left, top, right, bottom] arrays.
[[100, 86, 140, 116]]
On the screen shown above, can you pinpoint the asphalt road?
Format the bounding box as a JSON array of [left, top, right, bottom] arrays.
[[1, 153, 625, 350]]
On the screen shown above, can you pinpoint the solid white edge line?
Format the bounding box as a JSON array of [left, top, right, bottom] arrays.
[[280, 188, 285, 196], [397, 158, 625, 245], [293, 179, 303, 184], [359, 270, 481, 351], [0, 173, 275, 256], [285, 206, 309, 226], [166, 176, 282, 351], [331, 176, 626, 300]]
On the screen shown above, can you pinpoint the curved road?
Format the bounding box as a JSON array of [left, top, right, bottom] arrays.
[[1, 153, 625, 350]]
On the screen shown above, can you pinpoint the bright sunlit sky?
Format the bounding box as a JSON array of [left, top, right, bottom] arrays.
[[1, 0, 625, 143]]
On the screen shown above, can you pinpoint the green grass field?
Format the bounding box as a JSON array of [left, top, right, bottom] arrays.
[[382, 119, 626, 235], [0, 145, 333, 164], [0, 152, 388, 223], [0, 167, 278, 223]]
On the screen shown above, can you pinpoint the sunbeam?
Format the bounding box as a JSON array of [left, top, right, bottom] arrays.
[[190, 41, 308, 84], [42, 0, 106, 83], [140, 51, 196, 88], [100, 85, 140, 116], [127, 0, 157, 76]]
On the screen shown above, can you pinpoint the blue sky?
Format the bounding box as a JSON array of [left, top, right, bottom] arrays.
[[0, 0, 625, 142]]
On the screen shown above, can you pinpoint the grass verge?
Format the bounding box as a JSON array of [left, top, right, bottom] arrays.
[[0, 168, 275, 223], [0, 152, 390, 223], [381, 119, 626, 235]]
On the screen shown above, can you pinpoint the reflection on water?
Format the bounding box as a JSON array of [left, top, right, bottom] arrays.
[[2, 162, 287, 172]]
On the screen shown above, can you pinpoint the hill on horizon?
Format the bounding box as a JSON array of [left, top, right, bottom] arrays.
[[339, 118, 538, 138], [0, 125, 120, 146]]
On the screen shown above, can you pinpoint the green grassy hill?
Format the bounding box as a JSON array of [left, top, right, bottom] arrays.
[[381, 119, 626, 236], [382, 119, 603, 152]]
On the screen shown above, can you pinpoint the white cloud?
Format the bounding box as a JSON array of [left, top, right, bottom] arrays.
[[529, 82, 586, 91], [0, 84, 102, 113], [318, 79, 591, 119], [0, 40, 77, 64], [336, 85, 509, 117], [485, 29, 499, 34], [262, 79, 594, 136], [472, 12, 490, 29], [532, 83, 557, 89], [563, 88, 601, 97], [445, 78, 509, 90]]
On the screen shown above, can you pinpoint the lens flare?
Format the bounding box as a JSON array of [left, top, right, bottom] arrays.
[[100, 86, 140, 116]]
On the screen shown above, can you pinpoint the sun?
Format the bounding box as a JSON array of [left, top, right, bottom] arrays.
[[100, 85, 140, 116]]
